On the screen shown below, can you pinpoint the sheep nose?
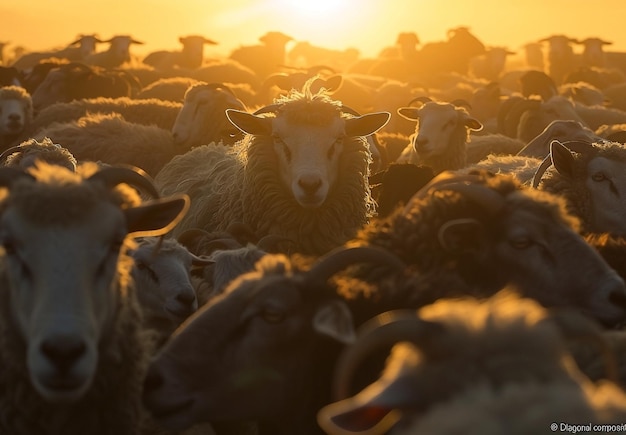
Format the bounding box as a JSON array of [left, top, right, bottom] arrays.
[[40, 336, 87, 373], [298, 175, 322, 196], [175, 289, 197, 307], [8, 113, 21, 122]]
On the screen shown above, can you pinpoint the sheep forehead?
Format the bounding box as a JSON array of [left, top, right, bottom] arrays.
[[419, 103, 459, 124], [504, 190, 579, 230], [587, 156, 626, 175], [272, 115, 344, 142]]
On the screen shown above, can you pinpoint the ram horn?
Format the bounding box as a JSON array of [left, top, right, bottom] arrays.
[[305, 246, 407, 286], [87, 165, 160, 199], [332, 310, 445, 400]]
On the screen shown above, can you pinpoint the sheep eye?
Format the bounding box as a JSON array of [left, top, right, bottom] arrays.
[[592, 172, 606, 182], [261, 308, 286, 324], [510, 237, 533, 249]]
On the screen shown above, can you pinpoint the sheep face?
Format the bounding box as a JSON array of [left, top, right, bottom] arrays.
[[227, 109, 389, 209], [172, 85, 246, 148], [1, 200, 126, 402], [30, 67, 71, 111], [584, 156, 626, 235], [399, 102, 481, 159], [0, 164, 189, 403], [0, 96, 29, 136], [132, 239, 199, 325], [272, 116, 345, 208], [107, 35, 143, 64], [143, 258, 354, 430]]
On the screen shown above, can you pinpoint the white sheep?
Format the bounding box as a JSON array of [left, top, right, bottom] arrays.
[[395, 98, 483, 174], [539, 34, 580, 84], [84, 35, 144, 68], [131, 237, 213, 347], [0, 85, 32, 151], [11, 34, 103, 70], [33, 112, 180, 177], [229, 31, 293, 79], [0, 162, 189, 434], [155, 80, 390, 255], [143, 35, 218, 70]]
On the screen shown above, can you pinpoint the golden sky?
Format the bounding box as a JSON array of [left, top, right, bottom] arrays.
[[2, 0, 626, 60]]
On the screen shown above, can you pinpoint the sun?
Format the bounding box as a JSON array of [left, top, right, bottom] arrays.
[[277, 0, 349, 15]]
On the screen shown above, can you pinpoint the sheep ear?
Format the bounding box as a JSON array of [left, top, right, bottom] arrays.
[[313, 300, 355, 344], [397, 107, 420, 121], [464, 117, 483, 131], [438, 218, 485, 254], [226, 109, 272, 135], [125, 194, 190, 237], [550, 141, 576, 180], [345, 112, 391, 137]]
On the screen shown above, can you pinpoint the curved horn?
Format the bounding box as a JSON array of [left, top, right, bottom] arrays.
[[560, 140, 597, 154], [451, 98, 472, 110], [305, 246, 407, 286], [190, 252, 215, 266], [0, 167, 35, 188], [407, 96, 433, 107], [87, 165, 160, 198], [333, 310, 445, 400], [253, 104, 282, 115], [531, 154, 553, 188], [0, 145, 24, 164]]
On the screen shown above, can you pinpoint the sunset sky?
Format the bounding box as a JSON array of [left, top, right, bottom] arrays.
[[2, 1, 625, 61]]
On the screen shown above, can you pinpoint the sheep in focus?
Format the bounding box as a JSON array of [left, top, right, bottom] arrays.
[[156, 79, 390, 255]]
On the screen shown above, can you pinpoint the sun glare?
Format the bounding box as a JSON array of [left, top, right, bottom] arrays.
[[277, 0, 348, 15]]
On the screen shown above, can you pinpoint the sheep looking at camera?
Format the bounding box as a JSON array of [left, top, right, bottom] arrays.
[[0, 85, 32, 151], [156, 80, 390, 255], [395, 98, 483, 174], [0, 162, 189, 435]]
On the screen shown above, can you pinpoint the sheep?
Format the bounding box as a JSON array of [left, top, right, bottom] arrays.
[[287, 41, 360, 72], [0, 65, 22, 87], [349, 170, 626, 327], [84, 35, 144, 68], [468, 46, 516, 81], [143, 35, 218, 70], [32, 112, 180, 177], [533, 140, 626, 236], [522, 42, 544, 71], [395, 98, 483, 174], [142, 245, 410, 435], [130, 237, 213, 348], [229, 31, 293, 79], [155, 80, 390, 255], [572, 101, 626, 131], [559, 81, 607, 106], [0, 137, 77, 172], [28, 96, 183, 134], [171, 82, 247, 149], [318, 292, 626, 435], [190, 59, 263, 92], [135, 76, 201, 102], [0, 85, 33, 151], [516, 119, 603, 158], [580, 37, 613, 68], [0, 162, 189, 435], [539, 34, 580, 84], [11, 34, 104, 70], [30, 62, 141, 112]]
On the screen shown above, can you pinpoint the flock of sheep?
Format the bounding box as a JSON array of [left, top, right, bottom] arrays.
[[3, 25, 626, 435]]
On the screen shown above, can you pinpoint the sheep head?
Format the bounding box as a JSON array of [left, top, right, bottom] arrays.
[[0, 163, 188, 403], [397, 101, 482, 160], [0, 85, 33, 138], [226, 105, 389, 208]]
